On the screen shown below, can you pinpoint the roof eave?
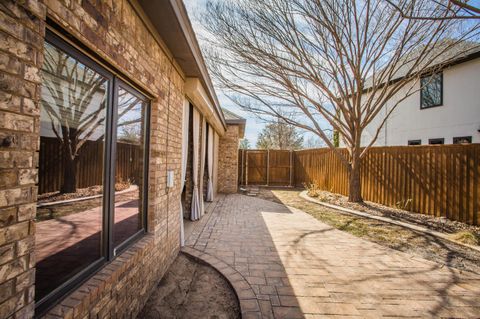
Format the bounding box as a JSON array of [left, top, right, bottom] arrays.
[[359, 49, 480, 95], [135, 0, 227, 131]]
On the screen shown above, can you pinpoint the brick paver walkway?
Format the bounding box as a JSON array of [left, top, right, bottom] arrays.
[[186, 194, 480, 319]]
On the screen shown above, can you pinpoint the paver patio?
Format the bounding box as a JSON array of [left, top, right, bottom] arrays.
[[185, 194, 480, 319]]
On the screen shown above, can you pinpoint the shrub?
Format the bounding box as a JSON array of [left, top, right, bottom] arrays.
[[304, 182, 321, 197], [449, 231, 479, 246]]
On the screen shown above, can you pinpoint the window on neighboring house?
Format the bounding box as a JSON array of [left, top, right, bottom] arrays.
[[420, 72, 443, 109], [429, 138, 444, 145], [408, 140, 421, 145], [36, 30, 150, 314], [453, 136, 472, 144]]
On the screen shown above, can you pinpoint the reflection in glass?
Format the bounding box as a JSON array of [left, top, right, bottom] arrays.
[[421, 73, 442, 107], [36, 42, 107, 300], [113, 87, 146, 247]]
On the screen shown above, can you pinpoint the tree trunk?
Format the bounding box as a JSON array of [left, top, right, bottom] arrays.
[[61, 155, 77, 194], [348, 152, 363, 202]]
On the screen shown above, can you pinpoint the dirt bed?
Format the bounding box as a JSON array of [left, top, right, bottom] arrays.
[[309, 188, 480, 236], [36, 190, 139, 221], [138, 253, 240, 319], [38, 182, 132, 204], [249, 187, 480, 275]]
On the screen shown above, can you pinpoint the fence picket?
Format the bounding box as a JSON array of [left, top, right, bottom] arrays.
[[239, 145, 480, 225]]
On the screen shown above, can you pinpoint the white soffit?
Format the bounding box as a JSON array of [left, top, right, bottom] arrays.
[[185, 78, 226, 136]]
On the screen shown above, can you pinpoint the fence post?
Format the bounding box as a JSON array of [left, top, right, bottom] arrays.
[[245, 150, 248, 186], [243, 149, 246, 185], [266, 149, 270, 186], [289, 150, 293, 187], [240, 149, 244, 185]]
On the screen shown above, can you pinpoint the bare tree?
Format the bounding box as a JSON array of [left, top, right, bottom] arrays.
[[386, 0, 480, 20], [256, 120, 304, 150], [304, 135, 326, 149], [202, 0, 479, 202], [239, 138, 251, 149]]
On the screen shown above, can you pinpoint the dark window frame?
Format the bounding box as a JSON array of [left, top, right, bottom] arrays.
[[408, 139, 421, 146], [110, 78, 150, 259], [453, 136, 472, 144], [420, 72, 443, 109], [36, 29, 150, 316], [428, 138, 445, 145]]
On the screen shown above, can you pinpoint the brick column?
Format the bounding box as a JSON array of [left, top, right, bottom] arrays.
[[0, 1, 46, 318], [217, 124, 240, 193]]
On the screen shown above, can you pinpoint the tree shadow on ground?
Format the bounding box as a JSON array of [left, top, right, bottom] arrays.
[[188, 192, 480, 318], [255, 187, 480, 275]]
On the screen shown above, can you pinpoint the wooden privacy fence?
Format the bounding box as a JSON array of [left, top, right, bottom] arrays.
[[239, 145, 480, 225], [38, 137, 142, 194], [238, 149, 294, 186]]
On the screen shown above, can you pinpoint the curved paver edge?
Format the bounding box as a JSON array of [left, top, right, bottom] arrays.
[[299, 190, 480, 253], [181, 246, 261, 319]]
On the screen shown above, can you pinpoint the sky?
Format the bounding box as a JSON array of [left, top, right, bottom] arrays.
[[183, 0, 330, 148], [183, 0, 480, 148], [183, 0, 269, 146]]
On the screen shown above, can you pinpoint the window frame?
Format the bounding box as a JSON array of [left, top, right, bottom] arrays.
[[453, 136, 472, 144], [109, 78, 150, 259], [408, 139, 421, 146], [36, 29, 150, 316], [420, 72, 443, 109], [428, 138, 445, 145]]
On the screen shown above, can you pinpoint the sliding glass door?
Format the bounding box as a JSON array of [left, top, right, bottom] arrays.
[[37, 39, 110, 304], [112, 84, 149, 252], [36, 30, 150, 314]]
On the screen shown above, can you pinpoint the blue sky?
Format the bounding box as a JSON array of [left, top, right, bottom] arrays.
[[183, 0, 325, 147], [183, 0, 480, 148], [184, 0, 275, 146]]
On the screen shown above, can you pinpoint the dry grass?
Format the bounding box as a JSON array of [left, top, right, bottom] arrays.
[[449, 231, 479, 246], [303, 186, 480, 236]]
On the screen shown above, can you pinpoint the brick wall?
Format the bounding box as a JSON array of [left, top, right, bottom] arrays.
[[0, 0, 184, 318], [218, 124, 240, 194], [0, 1, 46, 318]]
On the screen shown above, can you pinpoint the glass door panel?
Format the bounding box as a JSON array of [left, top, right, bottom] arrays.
[[36, 41, 108, 300], [113, 86, 147, 248]]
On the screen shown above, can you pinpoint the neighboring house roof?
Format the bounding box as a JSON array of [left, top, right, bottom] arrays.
[[134, 0, 227, 132], [363, 40, 480, 92], [222, 108, 246, 138]]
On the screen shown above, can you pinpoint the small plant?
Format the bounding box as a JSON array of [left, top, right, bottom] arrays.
[[115, 178, 132, 191], [304, 182, 321, 197], [449, 231, 479, 246], [317, 194, 329, 202], [395, 198, 412, 211]]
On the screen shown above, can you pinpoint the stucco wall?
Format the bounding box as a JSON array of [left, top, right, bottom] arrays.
[[342, 58, 480, 147], [218, 124, 240, 193], [0, 0, 184, 318]]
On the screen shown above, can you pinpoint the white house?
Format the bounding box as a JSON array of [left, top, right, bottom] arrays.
[[353, 46, 480, 147]]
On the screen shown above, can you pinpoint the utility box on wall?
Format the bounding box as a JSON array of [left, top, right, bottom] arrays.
[[167, 170, 175, 188]]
